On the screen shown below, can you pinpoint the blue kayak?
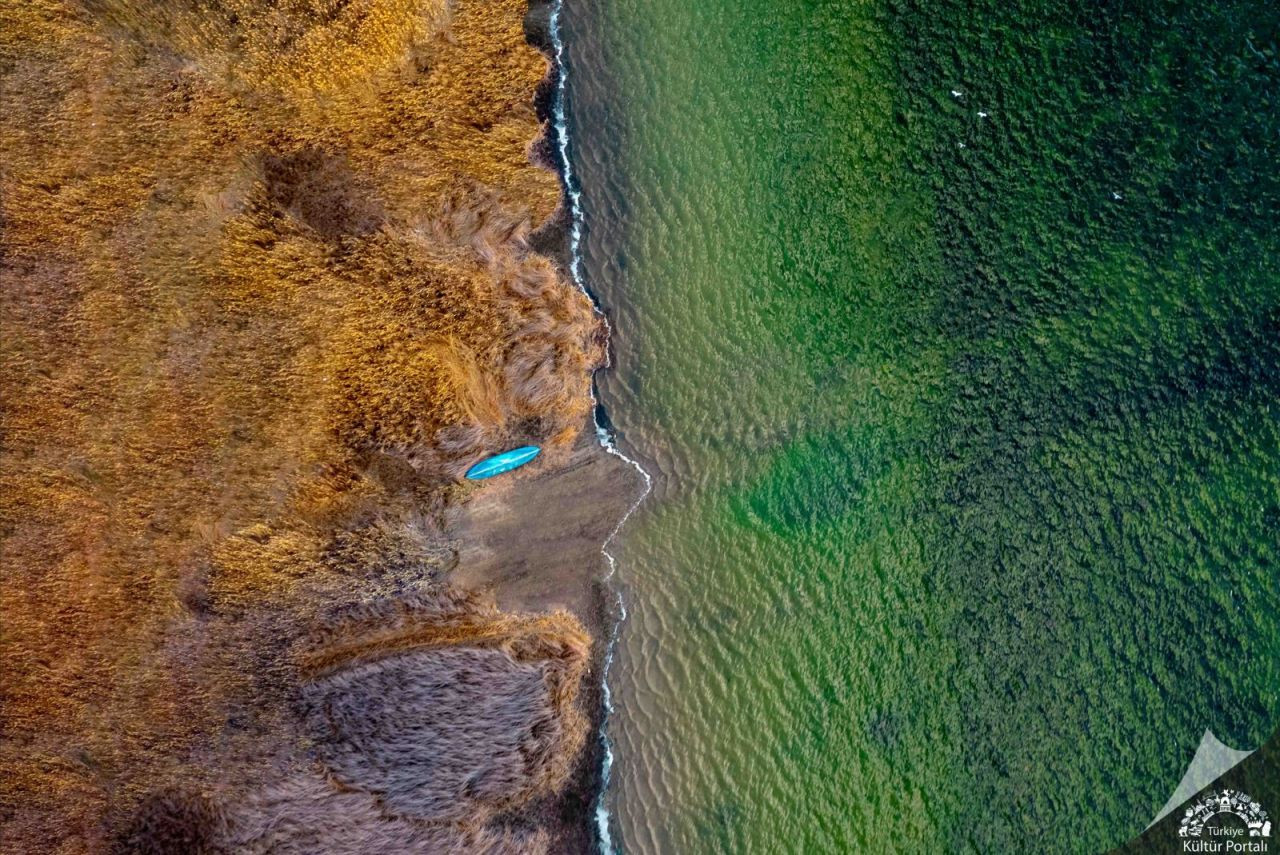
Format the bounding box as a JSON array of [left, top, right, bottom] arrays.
[[464, 446, 541, 480]]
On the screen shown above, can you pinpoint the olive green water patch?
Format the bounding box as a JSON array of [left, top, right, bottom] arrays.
[[568, 0, 1279, 849]]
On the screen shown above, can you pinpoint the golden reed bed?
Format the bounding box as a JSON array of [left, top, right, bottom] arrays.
[[0, 0, 601, 850]]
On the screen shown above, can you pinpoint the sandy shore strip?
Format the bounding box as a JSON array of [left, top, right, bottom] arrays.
[[447, 425, 645, 850]]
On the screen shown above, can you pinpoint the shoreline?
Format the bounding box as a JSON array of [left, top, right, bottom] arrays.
[[517, 1, 652, 849]]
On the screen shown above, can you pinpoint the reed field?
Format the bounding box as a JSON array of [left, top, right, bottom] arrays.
[[0, 0, 599, 849]]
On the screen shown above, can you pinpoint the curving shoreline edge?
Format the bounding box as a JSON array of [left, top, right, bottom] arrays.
[[528, 1, 654, 850]]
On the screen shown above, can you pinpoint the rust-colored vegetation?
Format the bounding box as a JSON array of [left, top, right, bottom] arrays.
[[297, 591, 590, 827], [0, 0, 599, 850]]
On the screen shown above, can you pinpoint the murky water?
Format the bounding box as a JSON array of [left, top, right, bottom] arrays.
[[562, 0, 1280, 850]]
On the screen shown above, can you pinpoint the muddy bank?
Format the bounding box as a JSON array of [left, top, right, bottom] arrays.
[[447, 429, 643, 850]]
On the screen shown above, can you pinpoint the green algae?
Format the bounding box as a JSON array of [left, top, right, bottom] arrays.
[[566, 0, 1280, 850]]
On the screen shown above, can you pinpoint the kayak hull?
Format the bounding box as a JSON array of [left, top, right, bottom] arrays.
[[464, 446, 542, 480]]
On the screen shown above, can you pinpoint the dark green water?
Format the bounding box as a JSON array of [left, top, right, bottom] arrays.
[[562, 0, 1280, 851]]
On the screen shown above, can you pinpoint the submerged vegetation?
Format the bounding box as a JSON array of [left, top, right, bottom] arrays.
[[577, 0, 1279, 850], [0, 0, 599, 849]]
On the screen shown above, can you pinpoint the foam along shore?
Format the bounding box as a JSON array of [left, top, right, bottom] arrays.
[[539, 0, 657, 847]]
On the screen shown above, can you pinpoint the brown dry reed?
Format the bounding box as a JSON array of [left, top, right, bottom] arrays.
[[0, 0, 599, 850], [298, 590, 590, 824], [112, 591, 588, 854]]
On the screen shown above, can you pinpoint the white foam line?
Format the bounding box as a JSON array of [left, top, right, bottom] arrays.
[[549, 3, 653, 852]]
